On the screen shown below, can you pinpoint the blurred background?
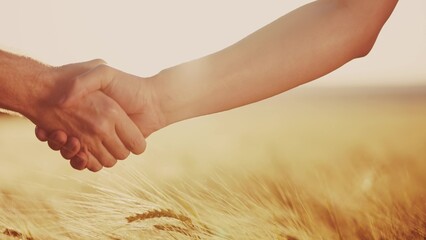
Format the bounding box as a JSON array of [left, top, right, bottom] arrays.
[[0, 0, 425, 86]]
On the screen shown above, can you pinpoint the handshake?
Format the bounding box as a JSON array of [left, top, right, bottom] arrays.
[[0, 50, 184, 172], [32, 59, 170, 172], [27, 60, 167, 171]]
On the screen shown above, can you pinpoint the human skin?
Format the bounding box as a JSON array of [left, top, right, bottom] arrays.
[[39, 0, 399, 164], [0, 50, 146, 171]]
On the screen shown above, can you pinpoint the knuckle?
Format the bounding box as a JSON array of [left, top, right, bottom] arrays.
[[93, 58, 106, 65], [48, 140, 61, 151], [68, 138, 81, 152], [95, 64, 111, 74], [104, 105, 120, 118], [72, 75, 85, 88], [70, 158, 85, 170], [92, 119, 112, 136], [61, 149, 72, 160]]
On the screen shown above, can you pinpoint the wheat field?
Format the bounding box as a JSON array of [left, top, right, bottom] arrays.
[[1, 86, 425, 240]]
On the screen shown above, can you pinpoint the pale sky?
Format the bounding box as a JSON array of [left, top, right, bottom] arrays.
[[1, 0, 425, 87]]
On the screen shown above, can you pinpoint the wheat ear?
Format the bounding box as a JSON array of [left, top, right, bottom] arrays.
[[126, 208, 195, 229], [2, 228, 34, 240]]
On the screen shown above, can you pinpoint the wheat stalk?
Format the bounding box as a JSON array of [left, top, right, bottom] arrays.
[[125, 208, 217, 239], [2, 228, 35, 240], [126, 208, 195, 229], [154, 224, 200, 240]]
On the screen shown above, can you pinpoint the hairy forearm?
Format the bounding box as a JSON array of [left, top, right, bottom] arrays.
[[153, 0, 397, 125], [0, 50, 50, 118]]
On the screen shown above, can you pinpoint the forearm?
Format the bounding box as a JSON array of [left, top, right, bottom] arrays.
[[0, 50, 51, 118], [153, 0, 397, 125]]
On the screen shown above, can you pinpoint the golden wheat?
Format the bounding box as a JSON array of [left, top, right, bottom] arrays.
[[125, 208, 216, 239], [1, 89, 426, 239], [154, 224, 200, 239], [2, 228, 34, 240], [126, 208, 194, 228]]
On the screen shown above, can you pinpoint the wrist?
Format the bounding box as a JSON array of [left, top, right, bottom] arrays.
[[137, 73, 170, 134], [150, 62, 218, 127], [21, 66, 58, 121], [149, 68, 184, 127], [151, 60, 221, 126], [0, 51, 54, 120]]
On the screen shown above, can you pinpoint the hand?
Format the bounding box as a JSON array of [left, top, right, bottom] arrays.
[[30, 61, 147, 171], [35, 64, 166, 164]]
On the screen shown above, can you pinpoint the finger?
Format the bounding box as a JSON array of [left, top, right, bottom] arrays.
[[130, 114, 153, 138], [59, 59, 107, 76], [35, 126, 49, 142], [80, 59, 107, 69], [97, 95, 145, 157], [59, 65, 115, 108], [60, 137, 81, 160], [70, 151, 89, 171], [84, 151, 104, 172], [47, 131, 68, 151], [102, 133, 130, 160], [115, 111, 146, 155], [89, 142, 118, 168]]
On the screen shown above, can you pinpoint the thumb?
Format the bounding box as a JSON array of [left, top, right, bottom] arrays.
[[59, 63, 115, 108], [58, 59, 107, 77], [83, 59, 107, 68]]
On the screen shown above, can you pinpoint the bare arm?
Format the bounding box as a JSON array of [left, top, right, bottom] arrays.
[[62, 0, 398, 128], [153, 0, 398, 125], [0, 50, 47, 115]]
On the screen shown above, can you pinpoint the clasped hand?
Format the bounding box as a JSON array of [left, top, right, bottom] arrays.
[[35, 60, 165, 172]]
